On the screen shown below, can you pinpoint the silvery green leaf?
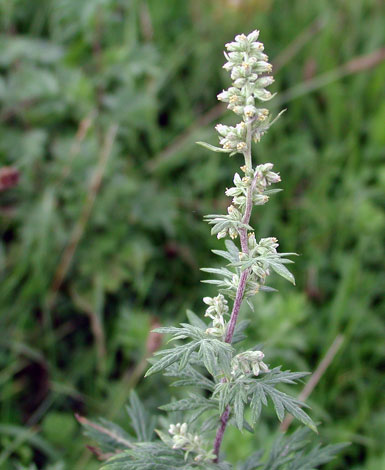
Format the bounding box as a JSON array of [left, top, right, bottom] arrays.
[[186, 309, 206, 330], [145, 345, 193, 377], [213, 382, 231, 414], [260, 367, 309, 385], [261, 427, 348, 470], [259, 286, 278, 292], [287, 442, 350, 470], [210, 220, 230, 235], [165, 363, 215, 391], [269, 261, 296, 285], [201, 279, 226, 285], [268, 108, 286, 127], [155, 429, 174, 447], [239, 449, 264, 470], [154, 323, 206, 343], [200, 267, 234, 278], [198, 338, 233, 377], [263, 188, 283, 195], [225, 239, 240, 260], [77, 415, 133, 453], [217, 343, 233, 377], [201, 414, 223, 433], [212, 249, 234, 263], [126, 391, 156, 442], [232, 319, 250, 344], [199, 341, 217, 376], [196, 141, 232, 153], [100, 442, 190, 470], [179, 343, 196, 370], [159, 394, 213, 412], [234, 391, 245, 430], [279, 252, 299, 257], [252, 382, 316, 432], [250, 388, 264, 423]]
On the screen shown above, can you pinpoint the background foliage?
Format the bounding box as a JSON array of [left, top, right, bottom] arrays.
[[0, 0, 384, 469]]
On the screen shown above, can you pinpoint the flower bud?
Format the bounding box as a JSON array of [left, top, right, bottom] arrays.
[[254, 88, 273, 101], [247, 29, 260, 42], [253, 194, 269, 205], [266, 171, 281, 183], [215, 124, 230, 136], [180, 423, 187, 435], [231, 66, 243, 80], [169, 424, 176, 435], [244, 105, 257, 118], [233, 78, 246, 88], [255, 76, 274, 87], [232, 105, 244, 115], [254, 61, 272, 73], [205, 327, 222, 336]]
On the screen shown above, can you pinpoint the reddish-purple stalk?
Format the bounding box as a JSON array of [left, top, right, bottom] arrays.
[[213, 146, 259, 463]]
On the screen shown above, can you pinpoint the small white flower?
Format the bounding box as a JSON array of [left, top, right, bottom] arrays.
[[215, 124, 230, 136], [255, 76, 275, 87], [180, 423, 187, 435], [244, 105, 257, 118], [247, 29, 260, 42]]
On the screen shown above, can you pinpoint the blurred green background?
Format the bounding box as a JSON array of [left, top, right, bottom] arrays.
[[0, 0, 384, 469]]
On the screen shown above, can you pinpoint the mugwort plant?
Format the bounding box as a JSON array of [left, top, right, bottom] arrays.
[[80, 30, 346, 470]]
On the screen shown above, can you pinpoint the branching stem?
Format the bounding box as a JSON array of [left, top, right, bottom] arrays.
[[213, 124, 257, 462]]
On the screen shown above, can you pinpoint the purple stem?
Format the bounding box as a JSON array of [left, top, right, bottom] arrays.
[[213, 406, 231, 461], [213, 171, 259, 462], [224, 263, 249, 343]]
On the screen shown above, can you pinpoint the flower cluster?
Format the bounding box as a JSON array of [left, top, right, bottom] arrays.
[[246, 234, 279, 282], [231, 350, 269, 377], [254, 163, 281, 188], [203, 294, 229, 337], [216, 30, 277, 155], [225, 163, 280, 211], [168, 423, 216, 462], [215, 122, 247, 153]]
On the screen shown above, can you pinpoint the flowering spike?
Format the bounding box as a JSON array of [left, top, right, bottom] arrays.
[[87, 30, 344, 470]]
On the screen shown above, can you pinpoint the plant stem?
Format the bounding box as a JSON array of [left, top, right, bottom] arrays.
[[213, 406, 231, 461], [213, 127, 257, 462]]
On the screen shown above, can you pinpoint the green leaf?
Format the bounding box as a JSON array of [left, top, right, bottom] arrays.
[[257, 384, 316, 432], [145, 345, 192, 377], [196, 141, 232, 153], [212, 249, 235, 263], [262, 427, 348, 470], [101, 442, 233, 470], [76, 415, 133, 452], [165, 362, 215, 391], [186, 309, 207, 330], [159, 394, 214, 414], [126, 391, 155, 442], [225, 240, 240, 261], [100, 442, 188, 470], [269, 261, 296, 285], [234, 392, 245, 431], [199, 341, 217, 376]]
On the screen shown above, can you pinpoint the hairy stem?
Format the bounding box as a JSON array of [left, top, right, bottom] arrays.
[[213, 126, 257, 462], [213, 406, 231, 461]]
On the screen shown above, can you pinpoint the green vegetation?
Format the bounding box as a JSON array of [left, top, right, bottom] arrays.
[[0, 1, 384, 469]]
